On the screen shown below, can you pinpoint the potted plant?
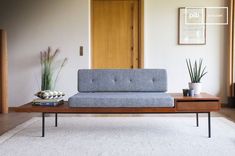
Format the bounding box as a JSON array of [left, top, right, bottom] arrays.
[[186, 58, 207, 94], [40, 47, 67, 91]]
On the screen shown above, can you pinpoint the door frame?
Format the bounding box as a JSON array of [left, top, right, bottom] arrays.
[[90, 0, 144, 68], [0, 30, 8, 113]]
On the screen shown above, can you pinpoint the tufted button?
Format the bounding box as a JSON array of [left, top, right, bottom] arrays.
[[152, 78, 155, 82], [129, 79, 132, 82], [111, 78, 117, 83], [91, 79, 95, 83]]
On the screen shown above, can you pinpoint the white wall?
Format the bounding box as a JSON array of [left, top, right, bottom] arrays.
[[0, 0, 228, 106], [0, 0, 90, 106], [145, 0, 228, 103]]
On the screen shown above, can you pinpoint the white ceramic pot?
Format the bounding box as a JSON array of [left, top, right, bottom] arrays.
[[188, 83, 202, 95]]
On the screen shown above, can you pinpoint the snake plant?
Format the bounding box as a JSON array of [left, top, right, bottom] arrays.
[[186, 58, 207, 83]]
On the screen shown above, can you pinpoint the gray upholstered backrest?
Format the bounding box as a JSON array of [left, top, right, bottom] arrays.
[[78, 69, 167, 92]]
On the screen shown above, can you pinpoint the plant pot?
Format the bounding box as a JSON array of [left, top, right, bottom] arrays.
[[188, 83, 202, 95]]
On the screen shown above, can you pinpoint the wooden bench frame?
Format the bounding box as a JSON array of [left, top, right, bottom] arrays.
[[15, 93, 220, 138]]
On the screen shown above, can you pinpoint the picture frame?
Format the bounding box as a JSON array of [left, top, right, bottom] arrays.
[[178, 7, 206, 45]]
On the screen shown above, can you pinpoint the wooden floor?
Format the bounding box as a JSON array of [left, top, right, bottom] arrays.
[[0, 107, 235, 136], [0, 111, 39, 136]]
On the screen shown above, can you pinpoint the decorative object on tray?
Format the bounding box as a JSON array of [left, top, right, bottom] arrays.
[[186, 58, 207, 95], [40, 47, 68, 91], [32, 98, 64, 106], [182, 89, 189, 96], [182, 88, 195, 97], [33, 90, 65, 106], [33, 47, 67, 106], [35, 90, 65, 99], [188, 89, 195, 96]]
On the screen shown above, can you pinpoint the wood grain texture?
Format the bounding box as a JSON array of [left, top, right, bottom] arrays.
[[139, 0, 144, 68], [228, 0, 234, 97], [170, 93, 220, 101], [172, 93, 220, 112], [176, 102, 220, 112], [15, 93, 220, 113], [15, 102, 177, 113], [0, 30, 8, 114], [92, 0, 139, 69]]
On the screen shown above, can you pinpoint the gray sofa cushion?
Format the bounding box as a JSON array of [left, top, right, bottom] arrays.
[[68, 92, 174, 107], [78, 69, 167, 92]]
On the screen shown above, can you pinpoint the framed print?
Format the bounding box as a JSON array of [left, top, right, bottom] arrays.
[[178, 7, 206, 45]]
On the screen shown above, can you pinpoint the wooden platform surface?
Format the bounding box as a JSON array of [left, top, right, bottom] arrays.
[[15, 93, 220, 113]]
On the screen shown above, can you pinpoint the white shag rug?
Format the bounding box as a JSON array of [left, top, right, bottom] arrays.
[[0, 117, 235, 156]]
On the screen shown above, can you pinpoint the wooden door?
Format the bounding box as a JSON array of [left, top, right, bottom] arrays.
[[92, 0, 139, 69]]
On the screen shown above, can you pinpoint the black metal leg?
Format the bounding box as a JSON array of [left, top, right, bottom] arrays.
[[208, 112, 211, 138], [55, 113, 58, 127], [196, 113, 199, 127], [42, 112, 45, 137]]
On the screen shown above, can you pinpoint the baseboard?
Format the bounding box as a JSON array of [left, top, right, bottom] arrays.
[[9, 107, 17, 111]]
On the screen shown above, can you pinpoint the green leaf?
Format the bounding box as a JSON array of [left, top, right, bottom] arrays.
[[40, 47, 67, 91], [186, 58, 207, 83]]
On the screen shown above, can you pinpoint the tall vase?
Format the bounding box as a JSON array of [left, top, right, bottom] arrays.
[[188, 83, 202, 95], [41, 66, 53, 91], [41, 74, 52, 91]]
